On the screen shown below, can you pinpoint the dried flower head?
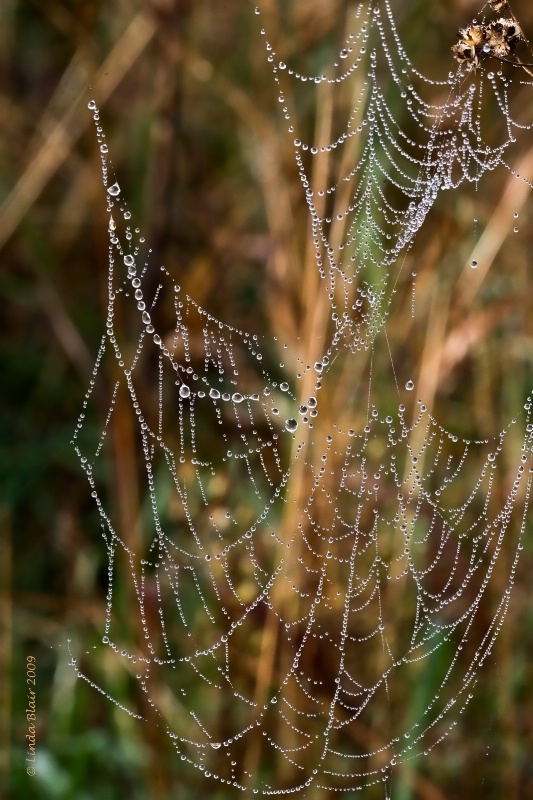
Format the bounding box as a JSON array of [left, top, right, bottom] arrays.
[[452, 16, 524, 70], [452, 24, 489, 70], [491, 17, 524, 50]]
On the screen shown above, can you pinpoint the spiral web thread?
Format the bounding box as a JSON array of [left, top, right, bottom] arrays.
[[70, 1, 533, 795]]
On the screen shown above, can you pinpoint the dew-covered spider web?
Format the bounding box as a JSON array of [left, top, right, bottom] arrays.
[[70, 1, 533, 796]]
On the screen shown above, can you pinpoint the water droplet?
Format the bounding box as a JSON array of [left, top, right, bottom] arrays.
[[179, 384, 191, 399], [470, 260, 478, 268], [124, 255, 135, 267], [285, 418, 298, 432], [405, 380, 414, 391], [107, 182, 121, 196]]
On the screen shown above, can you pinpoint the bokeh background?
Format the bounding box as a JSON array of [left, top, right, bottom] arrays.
[[2, 1, 533, 798]]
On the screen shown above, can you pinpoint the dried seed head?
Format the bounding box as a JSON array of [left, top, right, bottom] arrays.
[[452, 24, 489, 69], [490, 17, 524, 50], [458, 24, 489, 49], [451, 40, 478, 69], [452, 16, 525, 69]]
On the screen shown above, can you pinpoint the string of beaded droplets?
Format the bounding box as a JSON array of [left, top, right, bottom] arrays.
[[69, 2, 533, 796], [260, 0, 525, 355]]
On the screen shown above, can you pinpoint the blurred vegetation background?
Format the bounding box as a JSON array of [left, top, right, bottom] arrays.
[[2, 0, 533, 798]]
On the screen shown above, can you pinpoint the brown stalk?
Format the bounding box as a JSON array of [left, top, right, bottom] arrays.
[[108, 363, 171, 798], [242, 29, 375, 786], [241, 37, 339, 796]]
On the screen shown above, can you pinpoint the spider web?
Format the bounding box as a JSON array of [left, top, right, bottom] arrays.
[[69, 1, 533, 796]]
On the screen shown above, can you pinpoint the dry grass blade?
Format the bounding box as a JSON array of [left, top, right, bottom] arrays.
[[458, 144, 533, 306], [0, 11, 157, 252]]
